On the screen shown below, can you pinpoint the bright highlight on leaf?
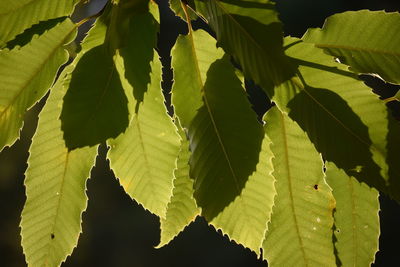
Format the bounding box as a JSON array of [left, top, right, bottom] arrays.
[[0, 18, 76, 151], [325, 162, 380, 267], [20, 66, 97, 267], [304, 10, 400, 84], [263, 107, 336, 266], [0, 0, 80, 46]]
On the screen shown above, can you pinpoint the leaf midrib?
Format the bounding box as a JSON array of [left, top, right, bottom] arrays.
[[42, 150, 69, 265], [279, 111, 308, 265], [189, 30, 260, 248]]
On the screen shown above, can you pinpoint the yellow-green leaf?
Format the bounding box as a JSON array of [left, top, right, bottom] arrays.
[[263, 107, 336, 267], [304, 10, 400, 84], [20, 66, 97, 267], [0, 0, 80, 46], [0, 18, 76, 151], [108, 55, 181, 218], [157, 124, 200, 247], [274, 37, 400, 202], [171, 29, 223, 128], [326, 162, 380, 267]]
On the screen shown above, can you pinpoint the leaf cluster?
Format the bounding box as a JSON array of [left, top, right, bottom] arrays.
[[0, 0, 399, 266]]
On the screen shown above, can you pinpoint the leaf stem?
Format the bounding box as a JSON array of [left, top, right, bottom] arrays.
[[181, 1, 192, 33]]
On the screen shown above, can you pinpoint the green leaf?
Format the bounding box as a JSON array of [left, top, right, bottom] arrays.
[[149, 0, 160, 23], [304, 10, 400, 84], [188, 54, 264, 220], [20, 66, 97, 267], [0, 18, 77, 151], [118, 11, 158, 105], [0, 0, 80, 46], [106, 0, 150, 50], [193, 0, 295, 92], [157, 124, 200, 247], [325, 162, 380, 267], [171, 30, 275, 252], [108, 55, 181, 218], [60, 45, 129, 150], [169, 0, 198, 22], [171, 29, 224, 128], [208, 133, 275, 254], [395, 90, 400, 101], [274, 37, 400, 202], [5, 17, 66, 49], [262, 107, 336, 267]]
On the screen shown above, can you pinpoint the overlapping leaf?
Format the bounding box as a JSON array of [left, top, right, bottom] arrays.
[[193, 0, 294, 93], [20, 66, 97, 267], [107, 0, 150, 50], [118, 11, 158, 105], [273, 37, 400, 202], [208, 133, 275, 254], [60, 44, 129, 150], [325, 162, 380, 267], [263, 107, 336, 266], [157, 124, 200, 247], [187, 53, 276, 253], [20, 16, 110, 266], [304, 10, 400, 84], [188, 53, 265, 218], [0, 0, 79, 46], [171, 29, 223, 127], [0, 18, 76, 151], [108, 55, 180, 218], [169, 0, 198, 22]]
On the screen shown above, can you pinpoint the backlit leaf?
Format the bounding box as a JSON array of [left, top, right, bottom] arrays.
[[304, 10, 400, 84], [60, 45, 129, 149], [21, 66, 97, 267], [169, 0, 198, 22], [171, 29, 223, 128], [188, 53, 267, 223], [325, 162, 380, 267], [273, 37, 400, 202], [193, 0, 295, 92], [0, 0, 80, 46], [108, 55, 180, 218], [0, 18, 76, 151], [263, 107, 336, 266], [157, 124, 200, 247], [208, 133, 275, 255]]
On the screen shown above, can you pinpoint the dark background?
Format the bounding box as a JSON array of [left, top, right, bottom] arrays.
[[1, 0, 400, 266]]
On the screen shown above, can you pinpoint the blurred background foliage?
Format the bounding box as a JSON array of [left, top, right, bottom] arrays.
[[1, 0, 400, 266]]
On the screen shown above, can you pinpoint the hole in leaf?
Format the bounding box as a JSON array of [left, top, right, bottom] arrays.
[[51, 234, 55, 239], [313, 184, 319, 190]]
